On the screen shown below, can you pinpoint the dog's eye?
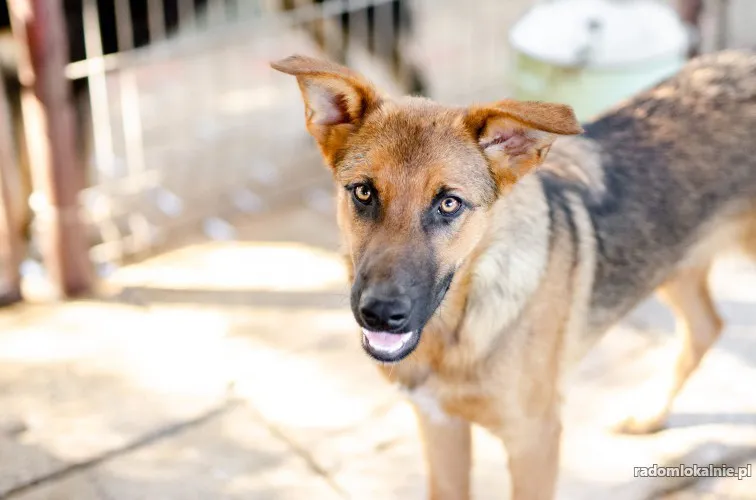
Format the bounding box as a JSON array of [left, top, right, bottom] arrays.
[[353, 184, 373, 204], [438, 196, 462, 216]]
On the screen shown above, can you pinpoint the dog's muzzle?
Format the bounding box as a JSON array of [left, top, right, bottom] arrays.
[[360, 270, 455, 363]]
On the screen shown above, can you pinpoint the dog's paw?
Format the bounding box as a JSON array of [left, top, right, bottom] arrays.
[[612, 412, 667, 435], [609, 392, 671, 435]]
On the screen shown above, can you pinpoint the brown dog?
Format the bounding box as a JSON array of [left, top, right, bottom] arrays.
[[272, 51, 756, 499]]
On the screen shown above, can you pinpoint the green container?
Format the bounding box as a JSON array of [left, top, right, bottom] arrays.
[[512, 52, 685, 122], [509, 0, 689, 123]]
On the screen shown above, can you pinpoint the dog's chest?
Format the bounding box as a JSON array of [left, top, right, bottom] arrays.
[[397, 377, 502, 429], [383, 356, 503, 428], [400, 385, 450, 423]]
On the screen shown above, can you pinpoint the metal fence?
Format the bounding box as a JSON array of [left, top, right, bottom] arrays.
[[44, 0, 532, 274]]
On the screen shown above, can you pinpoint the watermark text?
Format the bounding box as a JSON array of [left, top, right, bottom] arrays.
[[634, 464, 752, 480]]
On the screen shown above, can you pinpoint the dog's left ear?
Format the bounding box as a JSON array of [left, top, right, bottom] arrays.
[[463, 100, 583, 187], [271, 54, 381, 166]]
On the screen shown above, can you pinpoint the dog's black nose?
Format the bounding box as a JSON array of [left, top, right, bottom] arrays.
[[358, 290, 412, 332]]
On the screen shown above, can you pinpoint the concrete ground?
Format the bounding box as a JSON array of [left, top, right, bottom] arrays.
[[2, 183, 756, 499]]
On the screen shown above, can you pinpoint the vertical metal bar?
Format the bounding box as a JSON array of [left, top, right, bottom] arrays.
[[178, 0, 196, 31], [391, 0, 409, 91], [113, 0, 145, 187], [0, 76, 24, 304], [82, 0, 124, 261], [320, 0, 344, 61], [148, 0, 167, 41], [114, 0, 135, 50], [83, 0, 115, 180], [120, 77, 145, 180], [373, 0, 393, 67], [120, 70, 150, 252], [347, 0, 368, 65], [114, 0, 149, 252], [8, 0, 93, 297], [714, 0, 730, 51]]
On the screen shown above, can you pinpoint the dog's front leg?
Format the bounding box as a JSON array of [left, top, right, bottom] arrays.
[[496, 412, 562, 500], [414, 404, 472, 500]]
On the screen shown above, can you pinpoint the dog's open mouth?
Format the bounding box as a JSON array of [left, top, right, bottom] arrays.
[[358, 271, 455, 363], [361, 328, 421, 363]]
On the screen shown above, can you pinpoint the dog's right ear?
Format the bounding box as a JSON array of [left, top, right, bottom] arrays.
[[462, 100, 583, 188], [271, 55, 381, 165]]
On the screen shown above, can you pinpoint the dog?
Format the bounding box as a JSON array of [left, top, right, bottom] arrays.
[[272, 50, 756, 499]]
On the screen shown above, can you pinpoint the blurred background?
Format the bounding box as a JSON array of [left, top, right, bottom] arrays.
[[0, 0, 755, 498]]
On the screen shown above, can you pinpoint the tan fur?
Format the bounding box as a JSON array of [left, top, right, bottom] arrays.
[[272, 52, 756, 499], [616, 209, 751, 433], [744, 216, 756, 258], [617, 263, 723, 434]]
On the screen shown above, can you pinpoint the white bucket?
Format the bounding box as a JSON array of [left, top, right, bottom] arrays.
[[509, 0, 690, 122]]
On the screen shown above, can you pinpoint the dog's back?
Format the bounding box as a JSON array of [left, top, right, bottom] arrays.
[[543, 50, 756, 334]]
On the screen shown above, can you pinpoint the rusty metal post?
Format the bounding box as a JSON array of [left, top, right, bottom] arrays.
[[8, 0, 93, 297], [0, 76, 24, 305]]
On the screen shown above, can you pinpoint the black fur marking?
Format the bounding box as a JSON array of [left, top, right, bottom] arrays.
[[421, 189, 467, 232], [574, 53, 756, 332], [433, 270, 456, 313], [345, 180, 381, 222], [540, 173, 580, 275]]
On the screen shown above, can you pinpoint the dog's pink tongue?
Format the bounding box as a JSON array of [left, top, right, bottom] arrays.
[[363, 330, 411, 350]]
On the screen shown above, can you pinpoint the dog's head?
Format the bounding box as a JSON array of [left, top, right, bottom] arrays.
[[272, 55, 582, 363]]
